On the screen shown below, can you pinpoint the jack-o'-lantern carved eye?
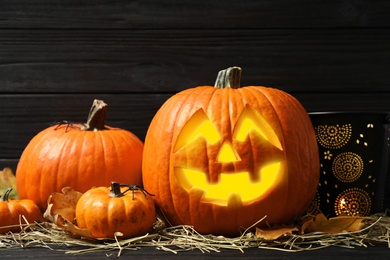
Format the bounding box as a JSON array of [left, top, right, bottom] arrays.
[[233, 105, 283, 151], [174, 105, 282, 153], [174, 109, 221, 152]]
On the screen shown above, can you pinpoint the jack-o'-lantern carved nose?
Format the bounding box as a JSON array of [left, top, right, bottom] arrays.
[[217, 141, 241, 162]]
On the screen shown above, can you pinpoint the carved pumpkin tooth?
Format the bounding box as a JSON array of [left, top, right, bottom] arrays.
[[227, 193, 243, 209], [190, 186, 207, 198]]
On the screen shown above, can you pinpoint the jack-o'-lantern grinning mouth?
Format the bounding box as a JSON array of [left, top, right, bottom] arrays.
[[175, 161, 285, 206]]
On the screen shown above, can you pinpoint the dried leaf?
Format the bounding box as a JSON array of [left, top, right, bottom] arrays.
[[303, 213, 365, 234], [256, 226, 298, 241], [64, 217, 94, 239], [299, 215, 315, 234], [44, 186, 83, 223], [0, 167, 18, 199], [43, 186, 94, 239]]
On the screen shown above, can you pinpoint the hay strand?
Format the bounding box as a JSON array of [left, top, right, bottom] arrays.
[[1, 213, 389, 256]]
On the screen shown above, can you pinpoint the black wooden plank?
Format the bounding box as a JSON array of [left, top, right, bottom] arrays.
[[1, 92, 390, 159], [0, 159, 18, 173], [0, 0, 390, 29], [0, 94, 170, 159], [0, 29, 389, 94]]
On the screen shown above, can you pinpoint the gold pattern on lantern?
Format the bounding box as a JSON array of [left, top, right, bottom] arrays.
[[323, 150, 333, 160], [356, 133, 368, 146], [315, 124, 352, 149], [334, 188, 371, 216], [332, 152, 363, 183]]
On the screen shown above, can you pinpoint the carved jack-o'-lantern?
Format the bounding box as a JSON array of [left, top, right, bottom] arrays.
[[143, 67, 319, 236]]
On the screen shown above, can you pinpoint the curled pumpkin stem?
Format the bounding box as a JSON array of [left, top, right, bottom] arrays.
[[110, 182, 155, 200], [1, 188, 12, 202]]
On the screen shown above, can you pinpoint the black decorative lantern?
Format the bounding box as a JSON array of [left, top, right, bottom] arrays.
[[308, 112, 390, 217]]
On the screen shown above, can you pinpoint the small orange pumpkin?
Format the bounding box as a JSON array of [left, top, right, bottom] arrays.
[[143, 67, 319, 236], [16, 100, 144, 211], [75, 182, 156, 239], [0, 188, 43, 233]]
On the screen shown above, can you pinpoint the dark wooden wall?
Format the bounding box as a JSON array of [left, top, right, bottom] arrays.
[[1, 1, 390, 205]]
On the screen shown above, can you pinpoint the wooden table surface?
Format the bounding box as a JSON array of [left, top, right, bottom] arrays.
[[1, 243, 389, 260]]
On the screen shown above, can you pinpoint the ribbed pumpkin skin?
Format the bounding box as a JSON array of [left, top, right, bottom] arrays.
[[143, 86, 319, 236], [0, 195, 43, 233], [16, 125, 143, 211], [75, 186, 156, 239]]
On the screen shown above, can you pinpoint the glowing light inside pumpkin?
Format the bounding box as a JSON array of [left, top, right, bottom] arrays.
[[174, 105, 285, 205], [234, 106, 282, 150], [174, 105, 283, 152], [217, 141, 241, 162], [175, 109, 220, 151], [179, 161, 283, 204]]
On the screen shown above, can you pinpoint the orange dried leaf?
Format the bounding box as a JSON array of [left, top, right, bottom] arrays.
[[51, 212, 94, 239], [299, 215, 315, 234], [64, 217, 94, 239], [43, 187, 94, 239], [44, 187, 83, 224], [304, 213, 365, 234], [256, 226, 298, 241]]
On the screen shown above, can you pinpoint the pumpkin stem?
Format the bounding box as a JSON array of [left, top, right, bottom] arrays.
[[1, 188, 13, 202], [110, 182, 124, 198], [214, 66, 242, 89], [109, 182, 155, 200], [83, 99, 108, 131]]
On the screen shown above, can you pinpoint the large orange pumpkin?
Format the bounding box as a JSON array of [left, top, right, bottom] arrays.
[[142, 67, 319, 236], [16, 100, 143, 211]]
